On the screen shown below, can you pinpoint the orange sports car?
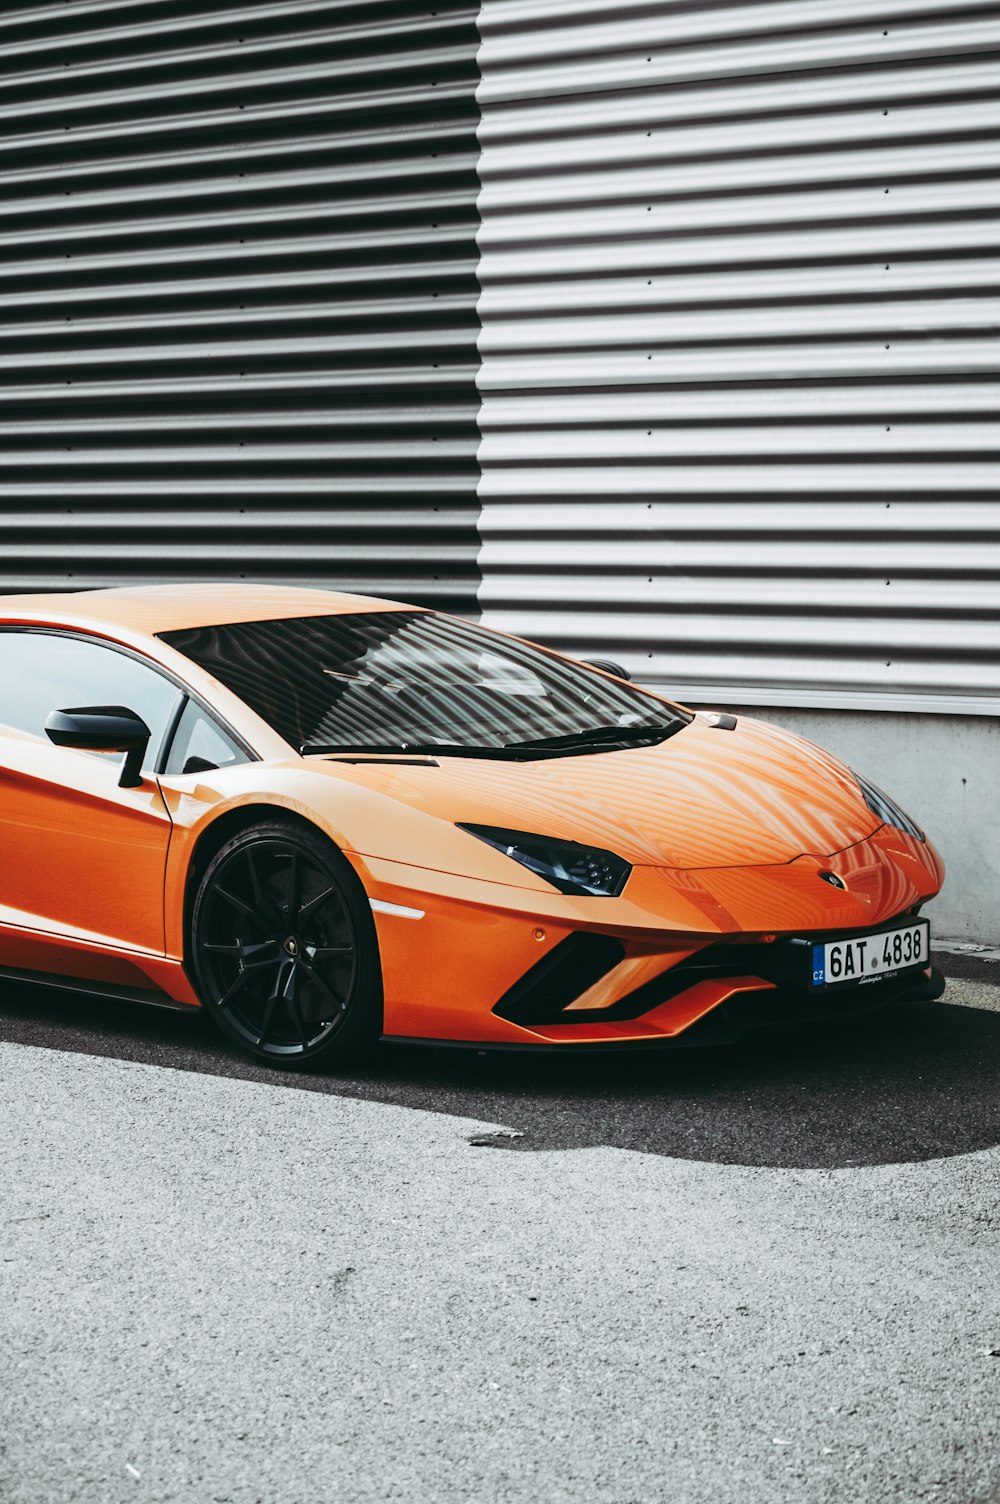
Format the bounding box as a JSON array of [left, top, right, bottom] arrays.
[[0, 583, 944, 1068]]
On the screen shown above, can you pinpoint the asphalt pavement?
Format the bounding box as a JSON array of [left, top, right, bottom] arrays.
[[1, 958, 998, 1504]]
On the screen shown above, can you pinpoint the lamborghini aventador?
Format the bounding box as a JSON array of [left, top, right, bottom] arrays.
[[0, 584, 944, 1066]]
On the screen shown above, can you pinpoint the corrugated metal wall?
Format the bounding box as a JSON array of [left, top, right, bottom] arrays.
[[0, 0, 481, 611], [477, 0, 1000, 712]]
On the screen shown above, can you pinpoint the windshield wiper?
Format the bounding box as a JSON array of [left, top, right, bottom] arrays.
[[501, 722, 685, 754], [300, 740, 509, 758]]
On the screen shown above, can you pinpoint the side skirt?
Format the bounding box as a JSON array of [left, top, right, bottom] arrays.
[[0, 965, 201, 1013]]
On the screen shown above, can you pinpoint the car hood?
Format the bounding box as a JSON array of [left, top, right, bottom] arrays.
[[310, 715, 880, 869]]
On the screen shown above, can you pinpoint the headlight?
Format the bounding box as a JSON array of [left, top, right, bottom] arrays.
[[458, 824, 631, 896], [854, 772, 925, 842]]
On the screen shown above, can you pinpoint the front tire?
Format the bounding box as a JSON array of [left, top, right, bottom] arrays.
[[191, 819, 382, 1069]]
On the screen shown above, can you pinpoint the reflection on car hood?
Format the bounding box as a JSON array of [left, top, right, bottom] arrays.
[[314, 715, 880, 869]]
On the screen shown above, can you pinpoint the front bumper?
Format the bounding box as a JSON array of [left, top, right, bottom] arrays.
[[348, 826, 944, 1048]]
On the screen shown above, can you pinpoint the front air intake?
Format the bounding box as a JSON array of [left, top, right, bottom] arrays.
[[494, 933, 625, 1026]]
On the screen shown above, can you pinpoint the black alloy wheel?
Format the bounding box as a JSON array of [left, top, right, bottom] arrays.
[[191, 819, 382, 1068]]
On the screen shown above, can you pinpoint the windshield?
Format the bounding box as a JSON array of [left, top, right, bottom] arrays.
[[158, 611, 690, 758]]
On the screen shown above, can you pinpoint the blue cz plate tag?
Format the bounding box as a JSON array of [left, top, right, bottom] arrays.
[[811, 920, 930, 987]]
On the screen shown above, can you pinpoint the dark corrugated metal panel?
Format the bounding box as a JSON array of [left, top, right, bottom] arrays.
[[0, 0, 481, 610], [476, 0, 1000, 712]]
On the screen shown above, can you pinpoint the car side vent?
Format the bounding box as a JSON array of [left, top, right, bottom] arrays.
[[494, 933, 625, 1026]]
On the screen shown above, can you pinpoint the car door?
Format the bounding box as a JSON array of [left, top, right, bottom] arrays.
[[0, 628, 181, 959]]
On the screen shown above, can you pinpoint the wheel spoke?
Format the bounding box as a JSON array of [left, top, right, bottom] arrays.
[[256, 987, 279, 1050], [285, 849, 301, 927], [214, 886, 255, 920], [280, 957, 298, 1001], [298, 957, 346, 1014], [257, 956, 295, 1047], [255, 962, 287, 1046], [285, 971, 311, 1048], [298, 884, 338, 926], [240, 957, 277, 975], [215, 965, 260, 1013], [204, 939, 277, 961], [307, 945, 354, 961], [244, 848, 283, 929]]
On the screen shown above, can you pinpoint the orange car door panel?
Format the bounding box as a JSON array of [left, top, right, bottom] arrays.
[[0, 730, 172, 956]]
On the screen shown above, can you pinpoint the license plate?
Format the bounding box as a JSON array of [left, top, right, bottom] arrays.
[[811, 920, 930, 987]]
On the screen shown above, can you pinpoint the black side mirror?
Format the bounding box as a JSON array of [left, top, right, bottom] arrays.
[[45, 706, 151, 789], [583, 658, 631, 682]]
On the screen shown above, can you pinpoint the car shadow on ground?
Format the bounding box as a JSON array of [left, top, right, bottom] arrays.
[[3, 975, 999, 1169]]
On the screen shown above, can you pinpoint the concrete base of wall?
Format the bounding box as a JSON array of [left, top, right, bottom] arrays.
[[690, 705, 1000, 945]]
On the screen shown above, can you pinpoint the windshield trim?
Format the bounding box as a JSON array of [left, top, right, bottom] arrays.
[[301, 727, 686, 762]]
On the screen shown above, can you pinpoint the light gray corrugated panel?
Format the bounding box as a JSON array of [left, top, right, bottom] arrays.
[[479, 500, 1000, 535], [479, 346, 1000, 386], [481, 422, 1000, 457], [478, 56, 1000, 143], [478, 0, 1000, 45], [481, 92, 1000, 178], [0, 0, 482, 610], [480, 259, 1000, 313], [477, 0, 1000, 710], [486, 572, 1000, 612], [479, 464, 1000, 494], [478, 180, 1000, 250], [479, 219, 1000, 280], [480, 385, 1000, 420], [479, 11, 1000, 101], [481, 139, 1000, 208], [479, 300, 1000, 346]]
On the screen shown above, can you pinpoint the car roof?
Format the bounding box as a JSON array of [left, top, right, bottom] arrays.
[[0, 582, 413, 636]]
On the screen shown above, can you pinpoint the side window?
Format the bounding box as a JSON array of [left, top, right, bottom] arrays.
[[163, 698, 247, 776], [0, 629, 180, 770]]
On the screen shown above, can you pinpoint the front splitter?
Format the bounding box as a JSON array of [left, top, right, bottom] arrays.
[[380, 966, 946, 1053]]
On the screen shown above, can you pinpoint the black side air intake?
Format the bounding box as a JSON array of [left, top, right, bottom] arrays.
[[494, 933, 625, 1026]]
